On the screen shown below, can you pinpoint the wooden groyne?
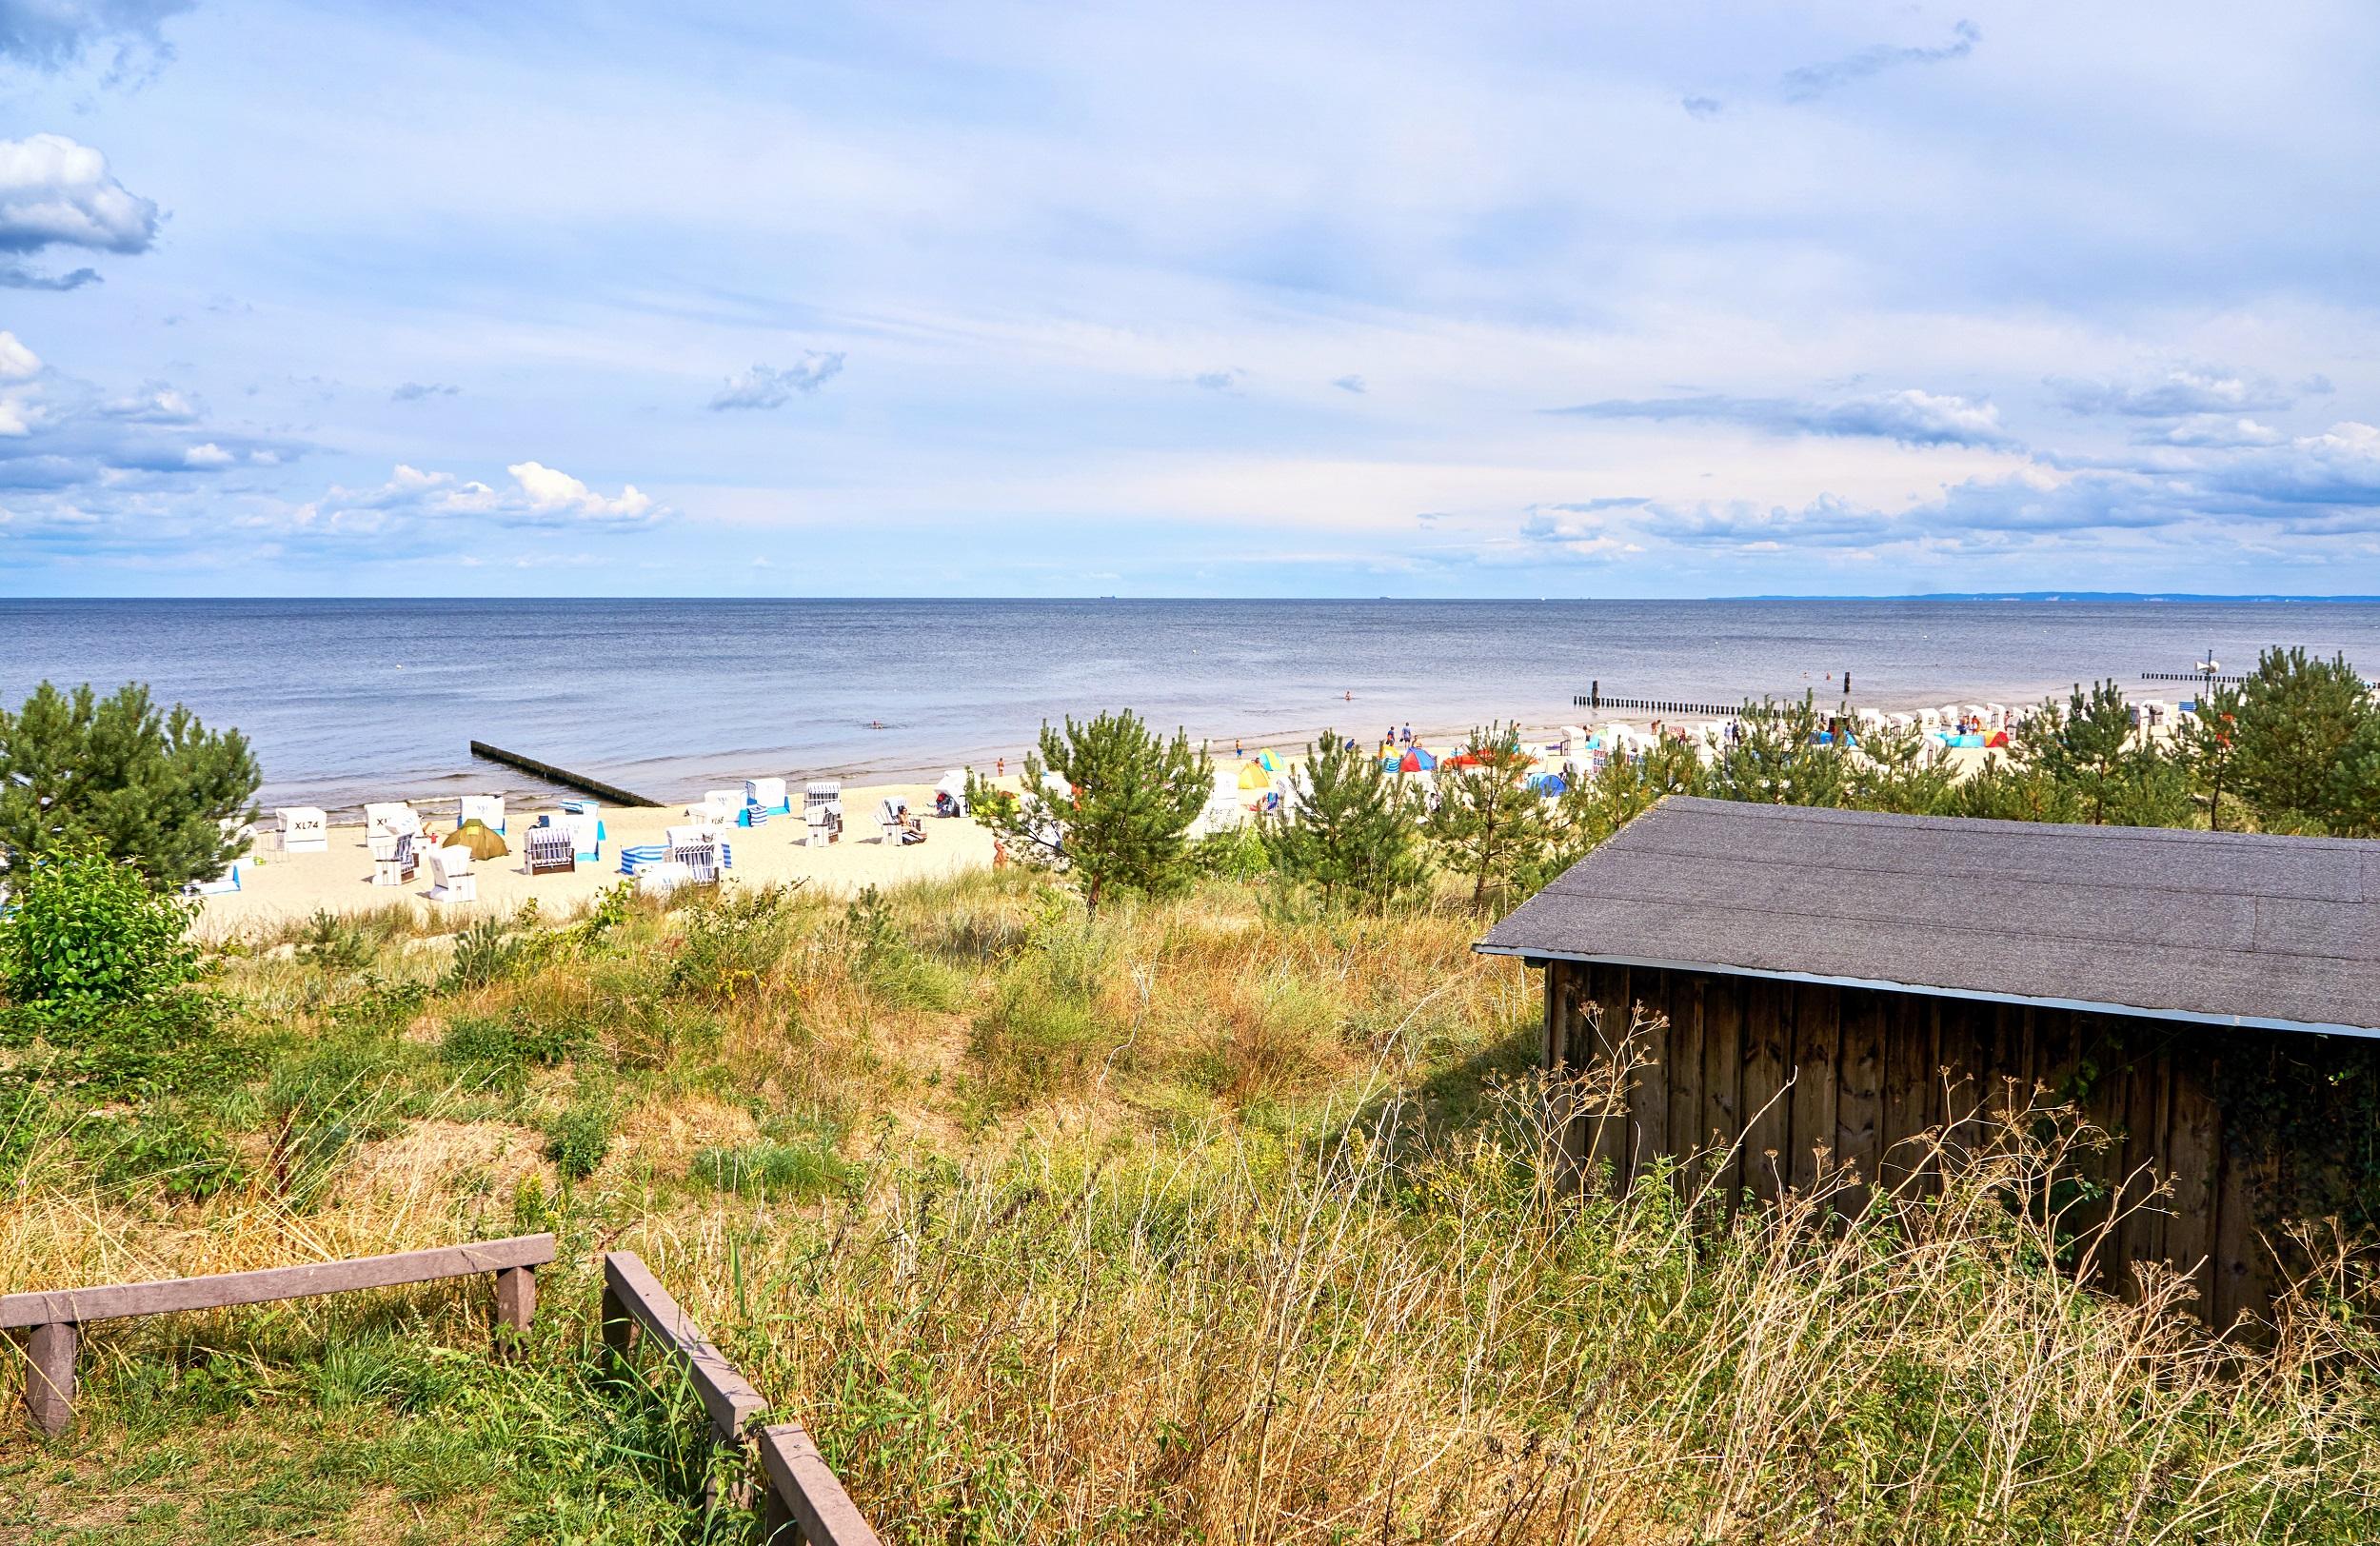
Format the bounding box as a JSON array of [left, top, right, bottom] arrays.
[[2139, 672, 2241, 685], [468, 742, 661, 806], [1572, 692, 1744, 717]]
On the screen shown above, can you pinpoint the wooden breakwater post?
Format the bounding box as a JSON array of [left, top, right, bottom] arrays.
[[468, 742, 662, 807]]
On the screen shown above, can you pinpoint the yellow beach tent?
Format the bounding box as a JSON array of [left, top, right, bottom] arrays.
[[1237, 763, 1271, 790]]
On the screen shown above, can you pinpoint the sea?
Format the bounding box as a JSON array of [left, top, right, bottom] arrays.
[[4, 597, 2378, 814]]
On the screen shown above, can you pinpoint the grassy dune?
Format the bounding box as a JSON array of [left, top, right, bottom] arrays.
[[6, 872, 2378, 1543]]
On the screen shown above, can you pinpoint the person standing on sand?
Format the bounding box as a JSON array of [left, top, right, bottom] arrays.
[[1234, 737, 1243, 757]]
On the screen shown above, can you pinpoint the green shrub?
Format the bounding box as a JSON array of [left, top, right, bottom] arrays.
[[1, 844, 199, 1012], [544, 1099, 614, 1182], [446, 913, 524, 990], [439, 1009, 588, 1090], [689, 1138, 858, 1201], [81, 1106, 247, 1200], [667, 883, 803, 1003]]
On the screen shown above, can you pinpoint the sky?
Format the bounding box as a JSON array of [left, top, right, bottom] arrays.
[[0, 1, 2377, 599]]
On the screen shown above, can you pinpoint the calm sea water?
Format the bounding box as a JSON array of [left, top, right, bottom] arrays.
[[3, 598, 2377, 812]]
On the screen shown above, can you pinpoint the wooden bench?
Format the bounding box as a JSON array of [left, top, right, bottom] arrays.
[[602, 1251, 879, 1545], [5, 1233, 554, 1437]]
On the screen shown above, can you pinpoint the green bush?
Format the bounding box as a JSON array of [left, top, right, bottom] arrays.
[[81, 1106, 248, 1200], [1, 844, 199, 1012], [544, 1099, 614, 1182], [843, 885, 964, 1011], [440, 1010, 588, 1089]]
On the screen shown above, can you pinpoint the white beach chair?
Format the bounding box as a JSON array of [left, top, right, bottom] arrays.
[[933, 769, 969, 818], [805, 781, 843, 839], [277, 806, 329, 854], [803, 804, 834, 847], [372, 833, 418, 887], [667, 834, 723, 885], [428, 843, 478, 903], [364, 802, 422, 860], [459, 793, 506, 835], [877, 797, 926, 846], [637, 862, 692, 898], [745, 777, 789, 815], [526, 823, 576, 875]]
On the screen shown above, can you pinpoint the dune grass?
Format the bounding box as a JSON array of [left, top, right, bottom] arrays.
[[6, 869, 2379, 1542]]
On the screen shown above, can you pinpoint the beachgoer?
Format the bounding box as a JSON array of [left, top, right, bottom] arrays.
[[1344, 689, 1353, 702], [1235, 738, 1244, 757], [1401, 723, 1412, 744], [996, 756, 1006, 778]]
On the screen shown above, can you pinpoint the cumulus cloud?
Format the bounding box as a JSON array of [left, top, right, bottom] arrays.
[[707, 352, 844, 410], [180, 441, 229, 467], [0, 133, 160, 289], [0, 330, 39, 382], [1682, 95, 1723, 119], [0, 0, 189, 76], [1782, 20, 1979, 102], [302, 461, 664, 532], [104, 381, 195, 422], [1548, 387, 2018, 448], [392, 381, 459, 402], [2050, 367, 2293, 418]]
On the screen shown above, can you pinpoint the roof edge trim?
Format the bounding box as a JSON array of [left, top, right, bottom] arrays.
[[1472, 943, 2380, 1042]]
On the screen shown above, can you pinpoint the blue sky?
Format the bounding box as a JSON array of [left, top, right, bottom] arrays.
[[1, 0, 2376, 598]]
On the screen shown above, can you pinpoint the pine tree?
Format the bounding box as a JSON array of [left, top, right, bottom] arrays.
[[1423, 723, 1547, 909], [1548, 732, 1702, 871], [964, 709, 1211, 918], [2231, 646, 2374, 832], [1704, 693, 1854, 807], [1260, 728, 1427, 914], [2013, 680, 2138, 825], [0, 682, 260, 891], [2177, 682, 2245, 831]]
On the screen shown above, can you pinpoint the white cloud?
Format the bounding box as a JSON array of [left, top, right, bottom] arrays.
[[0, 133, 159, 260], [181, 442, 230, 466], [0, 0, 189, 76], [105, 382, 196, 422], [302, 460, 664, 532], [707, 353, 845, 410], [0, 330, 40, 381]]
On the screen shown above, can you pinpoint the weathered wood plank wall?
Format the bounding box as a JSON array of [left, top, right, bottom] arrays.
[[1543, 960, 2283, 1327]]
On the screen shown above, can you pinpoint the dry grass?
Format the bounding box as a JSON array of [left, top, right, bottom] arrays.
[[6, 869, 2378, 1543]]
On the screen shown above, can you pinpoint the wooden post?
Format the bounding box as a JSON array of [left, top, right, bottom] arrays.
[[601, 1280, 636, 1358], [493, 1265, 536, 1351], [25, 1319, 77, 1437]]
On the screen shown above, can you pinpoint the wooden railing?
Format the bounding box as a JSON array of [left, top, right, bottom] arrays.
[[4, 1233, 554, 1437], [603, 1250, 881, 1546]]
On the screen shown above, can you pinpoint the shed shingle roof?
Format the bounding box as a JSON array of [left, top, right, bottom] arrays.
[[1476, 797, 2380, 1037]]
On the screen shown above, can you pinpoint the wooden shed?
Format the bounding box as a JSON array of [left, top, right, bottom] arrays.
[[1477, 796, 2380, 1327]]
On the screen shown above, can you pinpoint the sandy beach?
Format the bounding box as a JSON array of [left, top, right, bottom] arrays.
[[199, 708, 2024, 939], [199, 778, 1000, 937]]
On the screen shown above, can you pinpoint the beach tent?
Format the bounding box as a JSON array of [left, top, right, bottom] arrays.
[[1256, 748, 1282, 772], [1398, 746, 1437, 773], [444, 819, 508, 861], [1447, 751, 1484, 768], [1527, 772, 1567, 798], [1238, 763, 1271, 790]]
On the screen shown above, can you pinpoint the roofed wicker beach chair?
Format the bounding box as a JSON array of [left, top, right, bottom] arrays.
[[525, 823, 576, 875], [372, 832, 417, 887]]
